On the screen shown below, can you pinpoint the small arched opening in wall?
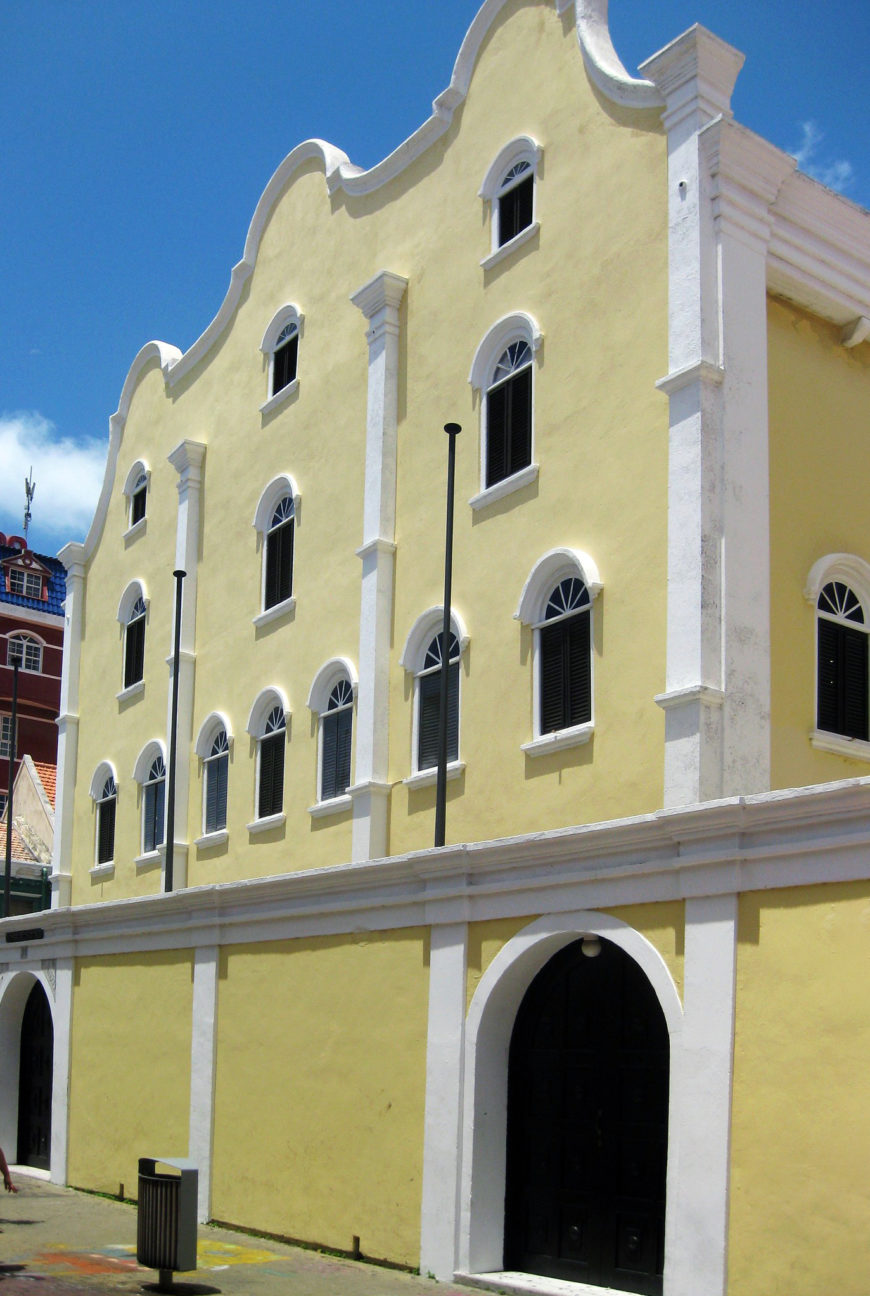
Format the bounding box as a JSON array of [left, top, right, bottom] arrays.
[[0, 971, 55, 1172], [458, 912, 683, 1294]]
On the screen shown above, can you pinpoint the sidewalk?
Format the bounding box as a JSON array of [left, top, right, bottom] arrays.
[[0, 1171, 475, 1296]]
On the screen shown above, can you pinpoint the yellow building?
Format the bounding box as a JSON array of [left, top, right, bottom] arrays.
[[2, 3, 870, 1293]]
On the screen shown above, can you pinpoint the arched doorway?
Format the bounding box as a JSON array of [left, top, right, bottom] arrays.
[[17, 980, 53, 1169], [504, 936, 668, 1295]]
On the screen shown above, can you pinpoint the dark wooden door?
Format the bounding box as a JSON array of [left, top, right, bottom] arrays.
[[505, 938, 668, 1295], [17, 981, 53, 1170]]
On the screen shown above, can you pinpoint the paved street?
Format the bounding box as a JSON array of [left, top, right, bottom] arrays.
[[0, 1172, 475, 1296]]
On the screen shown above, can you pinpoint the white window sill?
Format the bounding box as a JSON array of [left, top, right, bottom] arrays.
[[194, 829, 228, 848], [403, 760, 465, 791], [469, 463, 538, 511], [135, 849, 163, 872], [480, 220, 540, 271], [116, 680, 144, 702], [253, 597, 295, 629], [522, 723, 594, 757], [259, 378, 299, 416], [123, 518, 146, 542], [89, 862, 115, 879], [308, 793, 353, 819], [246, 812, 285, 834], [810, 729, 870, 762]]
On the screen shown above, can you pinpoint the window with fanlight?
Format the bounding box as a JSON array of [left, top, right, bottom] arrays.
[[816, 580, 868, 741], [7, 633, 42, 673]]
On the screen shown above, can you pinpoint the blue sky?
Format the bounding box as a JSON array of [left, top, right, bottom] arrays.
[[2, 0, 867, 557]]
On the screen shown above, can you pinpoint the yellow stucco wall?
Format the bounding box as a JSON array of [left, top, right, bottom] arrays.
[[211, 928, 429, 1265], [67, 951, 193, 1195], [768, 297, 870, 790], [729, 882, 870, 1294], [69, 0, 668, 901]]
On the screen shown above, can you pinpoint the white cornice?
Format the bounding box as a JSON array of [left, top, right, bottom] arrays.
[[5, 777, 870, 960]]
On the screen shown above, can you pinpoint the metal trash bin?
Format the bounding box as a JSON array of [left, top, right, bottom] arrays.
[[137, 1157, 198, 1289]]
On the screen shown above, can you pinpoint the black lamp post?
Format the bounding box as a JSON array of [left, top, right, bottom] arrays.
[[164, 570, 185, 893], [435, 423, 461, 848], [3, 658, 20, 917]]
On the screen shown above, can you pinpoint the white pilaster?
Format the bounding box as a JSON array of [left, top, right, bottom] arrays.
[[420, 922, 468, 1280], [643, 29, 787, 804], [51, 542, 86, 907], [50, 957, 74, 1184], [165, 441, 206, 890], [348, 271, 407, 862], [188, 944, 219, 1221], [670, 894, 737, 1296]]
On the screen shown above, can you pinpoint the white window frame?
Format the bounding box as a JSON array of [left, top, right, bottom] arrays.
[[89, 761, 118, 876], [479, 136, 542, 270], [306, 658, 358, 816], [252, 475, 301, 626], [400, 608, 469, 788], [132, 741, 166, 865], [194, 711, 233, 845], [8, 567, 43, 599], [260, 304, 304, 415], [468, 312, 543, 510], [7, 631, 43, 673], [246, 687, 290, 831], [122, 460, 150, 537], [805, 553, 870, 761], [516, 548, 603, 756], [0, 714, 12, 759]]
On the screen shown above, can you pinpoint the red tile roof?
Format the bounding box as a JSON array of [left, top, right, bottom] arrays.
[[0, 821, 35, 862], [32, 761, 57, 808]]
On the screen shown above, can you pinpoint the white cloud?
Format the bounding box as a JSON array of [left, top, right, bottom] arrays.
[[791, 120, 854, 194], [0, 411, 107, 551]]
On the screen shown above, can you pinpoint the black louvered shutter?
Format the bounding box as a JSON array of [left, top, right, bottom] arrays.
[[843, 624, 868, 739], [125, 618, 145, 687], [206, 755, 228, 833], [321, 713, 338, 800], [258, 732, 284, 817], [818, 620, 869, 739], [273, 334, 298, 394], [97, 797, 115, 864], [499, 176, 533, 245], [335, 707, 352, 795], [418, 664, 459, 770], [265, 521, 294, 609], [486, 384, 508, 487], [540, 611, 590, 733], [508, 366, 532, 477]]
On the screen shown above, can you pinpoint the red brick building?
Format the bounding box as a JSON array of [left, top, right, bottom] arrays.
[[0, 534, 65, 818]]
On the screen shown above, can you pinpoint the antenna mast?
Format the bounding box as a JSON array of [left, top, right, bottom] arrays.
[[23, 469, 35, 545]]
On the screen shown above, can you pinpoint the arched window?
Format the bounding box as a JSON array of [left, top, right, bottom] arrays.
[[118, 582, 148, 690], [816, 581, 868, 740], [247, 689, 289, 823], [806, 555, 870, 754], [479, 137, 542, 266], [401, 610, 469, 782], [260, 305, 303, 411], [321, 679, 353, 801], [265, 497, 294, 609], [516, 549, 602, 754], [469, 313, 542, 505], [90, 764, 118, 867], [204, 730, 229, 834], [253, 477, 299, 620], [123, 461, 150, 531], [134, 751, 165, 854], [7, 632, 42, 673]]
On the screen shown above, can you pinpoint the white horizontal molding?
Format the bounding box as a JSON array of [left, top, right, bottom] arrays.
[[246, 813, 285, 835], [252, 597, 295, 629], [259, 377, 299, 416], [469, 464, 539, 511], [308, 794, 353, 820], [655, 359, 725, 395], [480, 222, 540, 271], [12, 775, 870, 962], [194, 830, 229, 849], [655, 685, 725, 710]]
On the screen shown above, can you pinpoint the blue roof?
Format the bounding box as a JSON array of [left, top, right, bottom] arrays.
[[0, 544, 66, 617]]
